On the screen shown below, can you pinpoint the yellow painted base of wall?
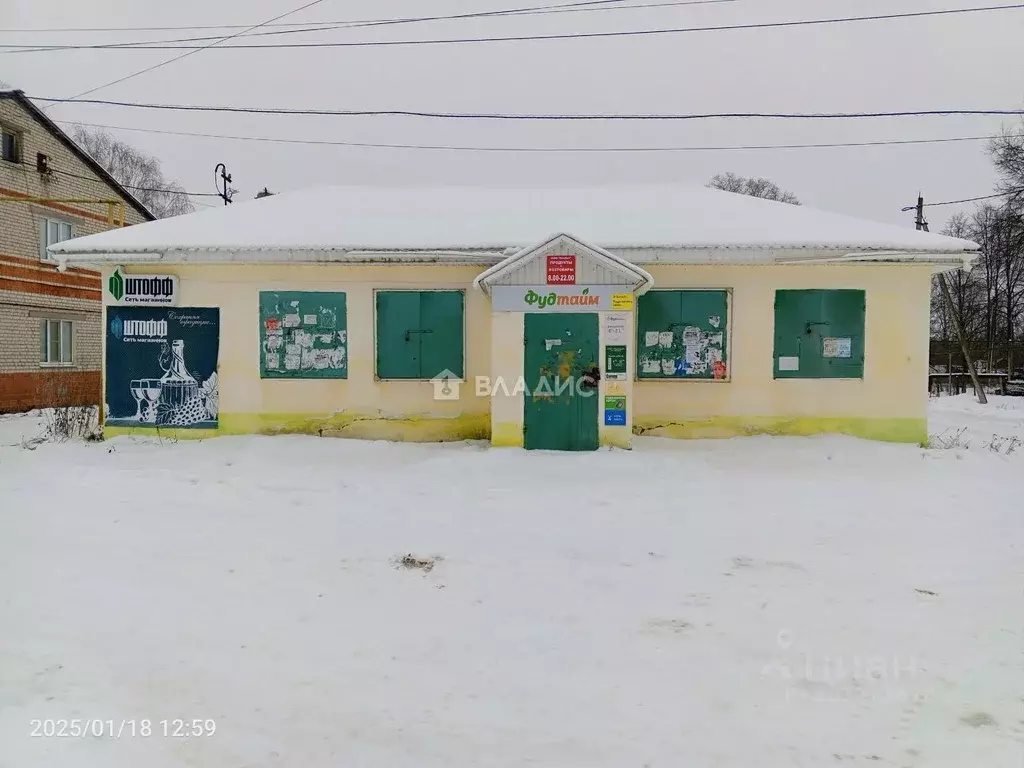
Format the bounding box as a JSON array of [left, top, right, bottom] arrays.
[[600, 430, 633, 450], [101, 413, 924, 446], [104, 412, 491, 443], [633, 416, 927, 444], [491, 421, 524, 448]]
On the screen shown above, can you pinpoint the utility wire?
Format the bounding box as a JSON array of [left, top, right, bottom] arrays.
[[923, 189, 1024, 206], [57, 0, 330, 103], [7, 4, 1022, 52], [31, 97, 1024, 121], [62, 120, 1018, 153], [0, 0, 726, 33], [7, 0, 732, 53], [20, 159, 221, 198], [0, 0, 637, 53]]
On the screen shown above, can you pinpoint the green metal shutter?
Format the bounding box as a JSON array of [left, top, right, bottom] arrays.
[[376, 291, 421, 379], [774, 289, 865, 379], [636, 289, 729, 379], [419, 291, 465, 379], [258, 291, 348, 379]]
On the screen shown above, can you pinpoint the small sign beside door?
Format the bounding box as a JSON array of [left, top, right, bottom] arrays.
[[546, 254, 576, 284], [604, 394, 627, 426], [605, 344, 627, 380], [610, 293, 634, 311], [604, 313, 628, 343]]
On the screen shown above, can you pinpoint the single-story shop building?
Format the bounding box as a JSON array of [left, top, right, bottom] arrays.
[[50, 184, 978, 450]]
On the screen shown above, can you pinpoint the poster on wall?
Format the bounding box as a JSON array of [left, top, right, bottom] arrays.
[[258, 291, 347, 379], [105, 307, 220, 429]]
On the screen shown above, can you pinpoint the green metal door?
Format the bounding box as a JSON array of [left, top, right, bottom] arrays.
[[524, 313, 600, 451]]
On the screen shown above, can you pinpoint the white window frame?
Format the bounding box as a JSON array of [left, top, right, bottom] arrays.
[[40, 319, 74, 366], [40, 217, 74, 262]]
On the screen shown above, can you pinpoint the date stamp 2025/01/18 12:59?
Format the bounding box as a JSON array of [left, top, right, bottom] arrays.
[[29, 718, 216, 739]]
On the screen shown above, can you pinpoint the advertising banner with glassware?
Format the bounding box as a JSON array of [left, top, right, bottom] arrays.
[[105, 307, 220, 429]]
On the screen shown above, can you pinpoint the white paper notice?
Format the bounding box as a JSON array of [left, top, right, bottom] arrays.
[[708, 347, 722, 363], [284, 343, 300, 356], [658, 331, 673, 348], [545, 338, 562, 351], [266, 335, 282, 350], [284, 354, 301, 370], [338, 330, 347, 343], [642, 360, 661, 373], [645, 331, 660, 347], [685, 347, 700, 364], [303, 314, 318, 325], [682, 326, 700, 345], [604, 314, 628, 343], [265, 353, 280, 369], [660, 359, 675, 375], [709, 315, 721, 328], [823, 337, 852, 359], [283, 314, 300, 328], [778, 356, 800, 371]]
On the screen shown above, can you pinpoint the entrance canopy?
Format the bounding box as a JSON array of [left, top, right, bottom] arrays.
[[473, 234, 654, 297]]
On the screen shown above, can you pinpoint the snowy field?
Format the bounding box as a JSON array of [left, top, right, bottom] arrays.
[[1, 396, 1021, 767]]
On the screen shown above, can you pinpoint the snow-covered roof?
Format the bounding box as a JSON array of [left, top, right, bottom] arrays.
[[50, 183, 979, 263]]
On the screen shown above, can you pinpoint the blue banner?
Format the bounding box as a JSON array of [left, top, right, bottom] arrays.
[[105, 307, 220, 429]]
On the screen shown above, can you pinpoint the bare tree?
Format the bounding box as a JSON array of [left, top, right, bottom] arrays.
[[70, 126, 193, 219], [989, 124, 1024, 209], [707, 172, 801, 205]]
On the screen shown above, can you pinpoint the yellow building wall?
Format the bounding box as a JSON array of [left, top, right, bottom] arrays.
[[489, 311, 525, 447], [634, 264, 933, 444], [103, 264, 492, 441], [101, 261, 933, 445]]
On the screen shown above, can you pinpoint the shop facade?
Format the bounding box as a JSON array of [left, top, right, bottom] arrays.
[[51, 184, 979, 449]]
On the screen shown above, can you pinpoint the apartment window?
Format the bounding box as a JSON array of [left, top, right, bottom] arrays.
[[40, 218, 74, 261], [1, 127, 20, 162], [40, 319, 74, 365], [45, 219, 74, 247]]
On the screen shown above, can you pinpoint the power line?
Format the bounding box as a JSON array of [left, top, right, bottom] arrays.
[[923, 189, 1024, 206], [63, 120, 1017, 153], [31, 97, 1024, 121], [0, 0, 731, 40], [0, 0, 637, 53], [6, 4, 1022, 52], [59, 0, 330, 103], [20, 159, 221, 198]]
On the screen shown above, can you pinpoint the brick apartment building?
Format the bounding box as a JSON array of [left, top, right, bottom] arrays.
[[0, 90, 153, 413]]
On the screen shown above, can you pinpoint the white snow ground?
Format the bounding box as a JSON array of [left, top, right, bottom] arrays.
[[0, 397, 1021, 767]]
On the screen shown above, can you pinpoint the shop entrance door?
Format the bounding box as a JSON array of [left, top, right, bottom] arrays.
[[523, 313, 599, 451]]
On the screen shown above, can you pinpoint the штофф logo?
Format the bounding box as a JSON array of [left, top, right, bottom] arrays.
[[108, 269, 125, 301]]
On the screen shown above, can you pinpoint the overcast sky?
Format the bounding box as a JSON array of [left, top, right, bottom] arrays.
[[4, 0, 1022, 229]]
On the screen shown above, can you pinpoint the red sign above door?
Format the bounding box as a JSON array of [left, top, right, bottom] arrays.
[[546, 254, 577, 284]]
